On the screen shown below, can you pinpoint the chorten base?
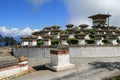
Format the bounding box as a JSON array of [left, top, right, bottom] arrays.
[[45, 63, 75, 71]]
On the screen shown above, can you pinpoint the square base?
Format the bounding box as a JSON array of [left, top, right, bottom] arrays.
[[45, 63, 75, 72]]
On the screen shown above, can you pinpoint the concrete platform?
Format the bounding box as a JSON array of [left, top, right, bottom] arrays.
[[11, 57, 120, 80]]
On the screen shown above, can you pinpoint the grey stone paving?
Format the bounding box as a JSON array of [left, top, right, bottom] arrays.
[[11, 57, 120, 80]]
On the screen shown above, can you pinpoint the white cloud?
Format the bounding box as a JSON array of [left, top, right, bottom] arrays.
[[0, 27, 38, 37], [63, 0, 120, 27], [27, 0, 51, 7]]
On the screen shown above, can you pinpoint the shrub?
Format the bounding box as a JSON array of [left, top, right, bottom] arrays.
[[74, 34, 78, 39], [74, 29, 80, 33], [85, 39, 95, 44], [102, 38, 109, 44], [117, 39, 120, 43], [51, 39, 60, 45], [37, 40, 43, 46], [89, 29, 94, 34], [67, 38, 78, 45], [60, 30, 68, 34]]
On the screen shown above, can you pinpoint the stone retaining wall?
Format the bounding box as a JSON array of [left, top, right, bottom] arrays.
[[13, 46, 120, 58]]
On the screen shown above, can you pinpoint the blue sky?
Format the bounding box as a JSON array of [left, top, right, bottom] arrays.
[[0, 0, 120, 37], [0, 0, 67, 29]]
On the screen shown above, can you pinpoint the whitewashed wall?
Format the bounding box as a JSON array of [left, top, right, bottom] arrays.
[[14, 46, 120, 58], [61, 40, 68, 45], [21, 41, 29, 46], [0, 66, 20, 79], [0, 64, 28, 79], [68, 34, 74, 38], [69, 47, 120, 57]]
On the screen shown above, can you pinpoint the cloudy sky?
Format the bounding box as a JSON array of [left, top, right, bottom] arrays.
[[0, 0, 120, 37]]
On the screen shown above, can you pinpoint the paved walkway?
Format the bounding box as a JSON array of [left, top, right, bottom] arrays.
[[11, 57, 120, 80]]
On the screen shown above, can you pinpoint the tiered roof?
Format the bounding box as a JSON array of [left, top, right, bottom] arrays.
[[21, 35, 37, 41], [78, 32, 86, 39], [43, 27, 51, 31], [42, 30, 50, 33], [32, 31, 40, 35], [42, 35, 51, 41], [51, 25, 60, 30], [88, 14, 111, 19], [81, 29, 89, 34], [108, 26, 117, 30], [27, 35, 37, 39], [94, 33, 103, 40], [66, 24, 74, 28], [79, 24, 88, 29], [115, 30, 120, 36], [67, 28, 74, 34], [107, 34, 118, 39], [60, 34, 69, 40]]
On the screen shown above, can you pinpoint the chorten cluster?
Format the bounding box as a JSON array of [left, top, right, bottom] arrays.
[[21, 13, 120, 46]]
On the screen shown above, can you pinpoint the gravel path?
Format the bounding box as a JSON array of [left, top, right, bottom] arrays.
[[11, 57, 120, 80]]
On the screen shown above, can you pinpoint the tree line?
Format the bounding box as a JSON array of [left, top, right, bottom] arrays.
[[0, 35, 20, 46]]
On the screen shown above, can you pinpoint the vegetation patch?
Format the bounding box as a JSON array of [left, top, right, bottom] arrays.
[[85, 39, 95, 44], [74, 34, 78, 39], [102, 39, 109, 44], [60, 30, 68, 34], [67, 38, 78, 45], [104, 76, 120, 80], [111, 77, 120, 80], [117, 39, 120, 43], [37, 39, 43, 46], [51, 39, 60, 45], [74, 29, 80, 33], [89, 29, 94, 34], [0, 35, 18, 46]]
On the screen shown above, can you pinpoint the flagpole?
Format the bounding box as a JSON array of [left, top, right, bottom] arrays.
[[108, 13, 109, 27]]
